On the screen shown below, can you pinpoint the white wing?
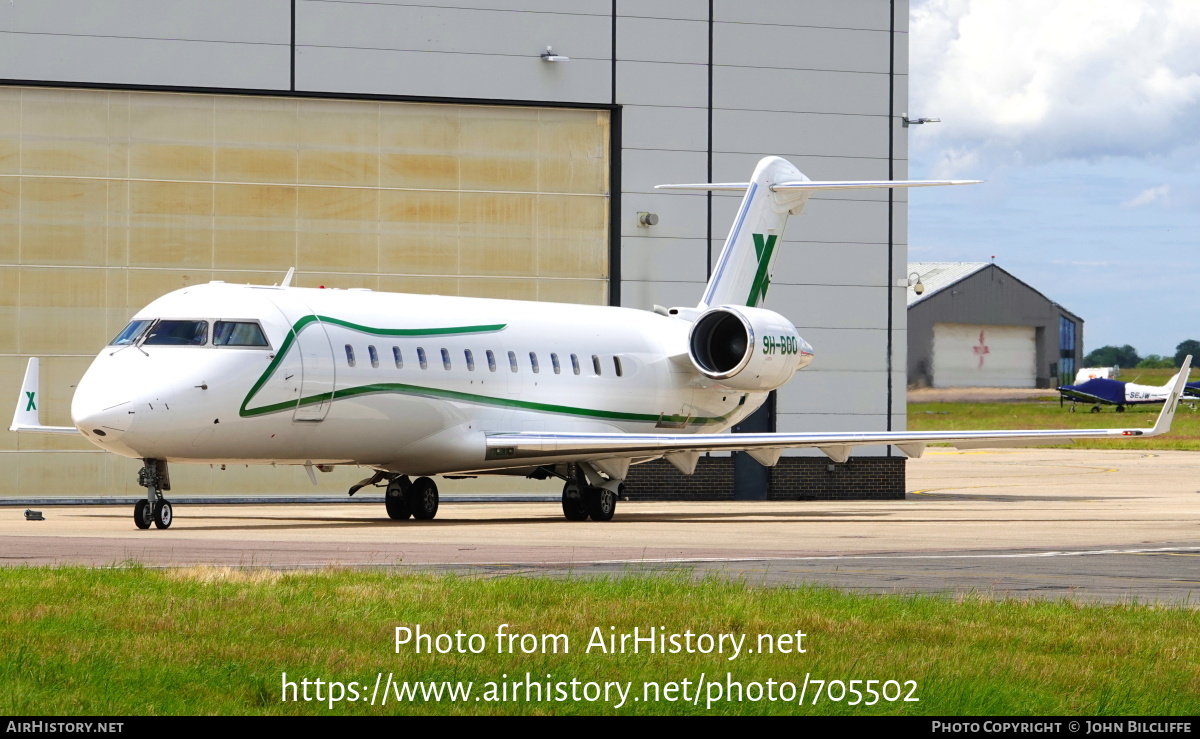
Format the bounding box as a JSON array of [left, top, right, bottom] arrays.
[[483, 358, 1191, 472]]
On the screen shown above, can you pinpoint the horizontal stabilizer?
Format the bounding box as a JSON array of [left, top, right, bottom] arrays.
[[656, 179, 981, 192]]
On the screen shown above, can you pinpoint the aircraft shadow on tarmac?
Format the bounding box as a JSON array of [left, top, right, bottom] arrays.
[[79, 508, 897, 533]]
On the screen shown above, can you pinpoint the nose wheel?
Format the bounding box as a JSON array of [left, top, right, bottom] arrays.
[[134, 499, 152, 529], [134, 458, 173, 530]]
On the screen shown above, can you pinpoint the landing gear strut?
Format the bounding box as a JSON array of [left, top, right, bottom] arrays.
[[135, 458, 172, 530]]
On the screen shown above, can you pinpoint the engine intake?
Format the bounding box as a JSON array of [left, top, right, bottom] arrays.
[[687, 306, 812, 392]]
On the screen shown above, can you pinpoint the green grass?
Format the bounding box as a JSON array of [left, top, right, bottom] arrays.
[[908, 398, 1200, 450], [1, 567, 1198, 715]]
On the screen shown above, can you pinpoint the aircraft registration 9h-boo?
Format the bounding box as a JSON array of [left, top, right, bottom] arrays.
[[10, 156, 1193, 530]]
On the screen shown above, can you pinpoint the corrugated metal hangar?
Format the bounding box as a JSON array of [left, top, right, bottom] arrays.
[[1, 1, 912, 500], [906, 262, 1083, 389]]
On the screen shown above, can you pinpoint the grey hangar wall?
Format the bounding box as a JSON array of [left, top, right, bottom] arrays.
[[0, 0, 911, 501]]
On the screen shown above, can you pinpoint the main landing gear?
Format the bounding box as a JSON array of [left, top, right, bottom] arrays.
[[350, 471, 439, 521], [134, 458, 173, 530], [561, 476, 617, 522]]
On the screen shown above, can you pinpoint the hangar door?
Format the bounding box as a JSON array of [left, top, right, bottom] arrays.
[[0, 85, 610, 497], [932, 323, 1036, 388]]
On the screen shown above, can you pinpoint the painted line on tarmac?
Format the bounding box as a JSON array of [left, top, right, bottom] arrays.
[[481, 546, 1200, 567], [112, 545, 1200, 571]]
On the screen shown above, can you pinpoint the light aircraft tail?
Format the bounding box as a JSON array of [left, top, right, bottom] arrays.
[[656, 156, 979, 310]]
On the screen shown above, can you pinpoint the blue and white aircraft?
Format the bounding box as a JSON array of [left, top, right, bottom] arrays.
[[10, 156, 1193, 529], [1058, 371, 1198, 413]]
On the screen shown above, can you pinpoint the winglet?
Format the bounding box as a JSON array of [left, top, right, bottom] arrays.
[[10, 358, 78, 435], [1147, 355, 1191, 436]]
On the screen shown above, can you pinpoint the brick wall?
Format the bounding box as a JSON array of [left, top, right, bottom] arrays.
[[624, 456, 906, 501]]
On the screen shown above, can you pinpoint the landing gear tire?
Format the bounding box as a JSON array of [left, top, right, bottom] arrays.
[[585, 486, 617, 522], [406, 477, 439, 520], [1091, 406, 1101, 413], [134, 499, 152, 530], [1116, 405, 1126, 413], [561, 481, 588, 521], [153, 500, 173, 529], [385, 477, 412, 520]]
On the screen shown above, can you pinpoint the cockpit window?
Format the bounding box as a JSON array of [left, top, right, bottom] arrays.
[[142, 320, 209, 346], [109, 319, 154, 346], [213, 321, 269, 347]]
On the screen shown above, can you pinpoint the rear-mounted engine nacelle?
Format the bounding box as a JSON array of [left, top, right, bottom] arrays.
[[687, 306, 813, 392]]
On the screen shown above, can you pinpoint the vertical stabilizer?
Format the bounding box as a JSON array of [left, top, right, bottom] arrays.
[[700, 156, 811, 309]]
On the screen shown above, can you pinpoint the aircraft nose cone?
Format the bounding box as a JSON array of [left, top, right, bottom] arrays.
[[72, 360, 140, 442], [72, 400, 135, 441]]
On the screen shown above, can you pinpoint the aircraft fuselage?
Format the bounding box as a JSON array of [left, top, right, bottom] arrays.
[[71, 282, 773, 475]]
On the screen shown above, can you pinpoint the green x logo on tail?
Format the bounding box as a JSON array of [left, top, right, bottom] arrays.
[[746, 233, 777, 307], [25, 391, 36, 412]]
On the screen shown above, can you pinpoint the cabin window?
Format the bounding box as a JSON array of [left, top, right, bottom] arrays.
[[368, 345, 379, 368], [109, 319, 154, 346], [570, 353, 580, 375], [417, 347, 428, 369], [592, 354, 602, 376], [508, 351, 518, 373], [142, 320, 208, 346], [345, 345, 356, 367], [441, 348, 451, 370], [465, 349, 475, 371], [486, 350, 497, 372], [613, 356, 623, 377], [551, 353, 561, 374], [393, 346, 403, 369], [213, 321, 269, 347], [529, 352, 540, 374]]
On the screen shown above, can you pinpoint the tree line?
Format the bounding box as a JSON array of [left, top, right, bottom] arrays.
[[1084, 340, 1200, 369]]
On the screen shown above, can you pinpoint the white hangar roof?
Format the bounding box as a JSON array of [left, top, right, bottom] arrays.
[[906, 262, 990, 307]]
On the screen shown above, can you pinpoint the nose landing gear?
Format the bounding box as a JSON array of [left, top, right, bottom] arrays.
[[135, 458, 172, 529]]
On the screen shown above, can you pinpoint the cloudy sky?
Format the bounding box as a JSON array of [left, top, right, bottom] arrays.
[[907, 0, 1200, 358]]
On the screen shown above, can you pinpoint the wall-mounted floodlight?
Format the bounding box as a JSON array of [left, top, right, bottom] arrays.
[[541, 46, 570, 62], [902, 271, 926, 295], [902, 113, 941, 128], [637, 212, 659, 227]]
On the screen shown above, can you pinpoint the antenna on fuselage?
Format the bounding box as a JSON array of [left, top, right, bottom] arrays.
[[280, 267, 296, 288]]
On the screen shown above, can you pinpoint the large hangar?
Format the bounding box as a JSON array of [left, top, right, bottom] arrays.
[[0, 1, 911, 501]]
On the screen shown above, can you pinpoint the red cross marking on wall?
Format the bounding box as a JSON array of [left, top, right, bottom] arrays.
[[973, 330, 990, 369]]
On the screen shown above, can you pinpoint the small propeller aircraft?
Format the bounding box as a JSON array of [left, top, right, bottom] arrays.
[[11, 156, 1193, 529], [1058, 371, 1198, 413]]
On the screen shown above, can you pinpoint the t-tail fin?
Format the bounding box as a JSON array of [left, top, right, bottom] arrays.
[[656, 155, 979, 310]]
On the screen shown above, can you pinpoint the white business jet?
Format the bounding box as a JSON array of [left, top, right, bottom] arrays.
[[10, 157, 1192, 529]]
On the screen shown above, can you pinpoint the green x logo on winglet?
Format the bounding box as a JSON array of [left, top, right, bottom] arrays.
[[747, 233, 778, 307], [25, 391, 36, 412]]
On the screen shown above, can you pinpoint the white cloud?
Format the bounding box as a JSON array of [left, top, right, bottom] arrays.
[[1121, 184, 1170, 207], [911, 0, 1200, 176]]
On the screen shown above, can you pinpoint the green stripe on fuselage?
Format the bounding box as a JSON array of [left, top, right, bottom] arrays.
[[238, 315, 733, 427], [239, 316, 506, 417]]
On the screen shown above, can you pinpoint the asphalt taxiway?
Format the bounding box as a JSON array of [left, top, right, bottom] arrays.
[[2, 448, 1198, 604]]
